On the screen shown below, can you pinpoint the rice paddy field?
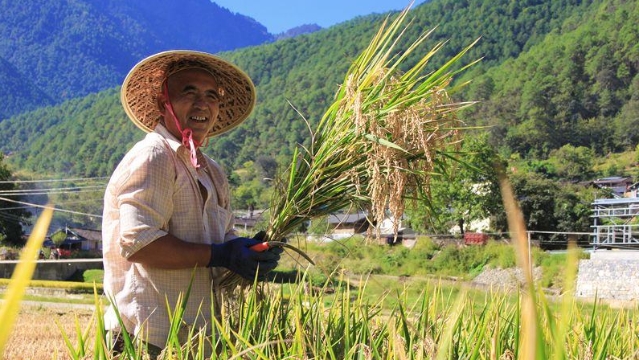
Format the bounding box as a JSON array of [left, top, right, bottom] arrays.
[[2, 271, 639, 359], [4, 303, 94, 359]]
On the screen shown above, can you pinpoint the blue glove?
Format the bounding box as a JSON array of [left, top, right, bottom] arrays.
[[208, 235, 281, 281]]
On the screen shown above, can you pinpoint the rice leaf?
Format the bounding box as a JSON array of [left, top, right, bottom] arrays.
[[363, 133, 411, 153]]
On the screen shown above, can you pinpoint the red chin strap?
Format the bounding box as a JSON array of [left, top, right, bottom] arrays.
[[162, 82, 202, 168]]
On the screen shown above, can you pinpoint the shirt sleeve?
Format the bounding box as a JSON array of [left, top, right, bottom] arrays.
[[112, 143, 175, 258]]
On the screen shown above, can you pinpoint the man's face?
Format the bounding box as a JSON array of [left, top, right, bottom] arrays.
[[160, 68, 221, 144]]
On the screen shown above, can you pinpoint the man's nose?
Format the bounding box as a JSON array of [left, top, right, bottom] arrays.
[[192, 95, 207, 108]]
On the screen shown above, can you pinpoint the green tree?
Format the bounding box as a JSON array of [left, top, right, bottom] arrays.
[[494, 171, 594, 240], [547, 144, 594, 181], [231, 161, 273, 210], [0, 154, 31, 246], [613, 75, 639, 150], [255, 156, 279, 181], [408, 134, 504, 234], [494, 171, 559, 237]]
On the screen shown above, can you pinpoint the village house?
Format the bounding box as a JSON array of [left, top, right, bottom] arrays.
[[592, 176, 634, 198], [47, 227, 102, 256], [326, 211, 370, 239]]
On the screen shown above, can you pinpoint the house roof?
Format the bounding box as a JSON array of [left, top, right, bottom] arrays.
[[234, 210, 266, 228], [327, 212, 369, 225], [592, 176, 633, 185], [234, 216, 261, 227], [68, 228, 102, 241]]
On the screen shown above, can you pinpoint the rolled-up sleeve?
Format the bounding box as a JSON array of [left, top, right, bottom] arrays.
[[114, 144, 174, 258]]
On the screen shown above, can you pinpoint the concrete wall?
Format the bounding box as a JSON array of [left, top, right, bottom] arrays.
[[0, 259, 103, 281], [576, 250, 639, 300]]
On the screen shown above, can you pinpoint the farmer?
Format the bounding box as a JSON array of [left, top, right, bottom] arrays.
[[102, 50, 283, 357]]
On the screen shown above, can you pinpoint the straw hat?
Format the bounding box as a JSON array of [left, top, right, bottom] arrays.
[[121, 50, 256, 137]]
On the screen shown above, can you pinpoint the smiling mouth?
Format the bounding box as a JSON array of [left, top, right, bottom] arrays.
[[189, 115, 208, 123]]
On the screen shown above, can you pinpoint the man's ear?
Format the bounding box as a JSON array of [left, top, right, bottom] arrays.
[[156, 94, 167, 112]]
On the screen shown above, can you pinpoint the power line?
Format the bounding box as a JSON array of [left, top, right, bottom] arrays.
[[0, 205, 31, 211], [0, 196, 102, 218], [0, 185, 105, 196], [0, 186, 104, 196], [0, 184, 105, 220], [0, 176, 109, 184]]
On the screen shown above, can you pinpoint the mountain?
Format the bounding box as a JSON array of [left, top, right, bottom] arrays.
[[276, 24, 323, 41], [0, 56, 54, 119], [1, 0, 637, 181], [0, 0, 274, 118], [462, 0, 639, 157]]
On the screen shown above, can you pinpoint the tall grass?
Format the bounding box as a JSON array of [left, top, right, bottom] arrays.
[[50, 271, 639, 359]]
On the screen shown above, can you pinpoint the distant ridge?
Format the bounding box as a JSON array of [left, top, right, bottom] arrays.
[[0, 0, 275, 118], [276, 24, 323, 40]]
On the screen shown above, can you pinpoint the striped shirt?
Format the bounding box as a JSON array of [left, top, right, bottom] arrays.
[[102, 124, 236, 348]]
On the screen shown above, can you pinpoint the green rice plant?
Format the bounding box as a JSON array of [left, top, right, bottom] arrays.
[[57, 303, 96, 359], [91, 289, 108, 360], [55, 264, 639, 359]]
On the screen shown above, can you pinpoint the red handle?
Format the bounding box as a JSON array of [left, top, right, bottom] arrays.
[[250, 242, 270, 252]]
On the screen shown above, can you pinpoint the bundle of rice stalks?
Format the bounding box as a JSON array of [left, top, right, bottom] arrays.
[[220, 5, 479, 288], [266, 8, 478, 240]]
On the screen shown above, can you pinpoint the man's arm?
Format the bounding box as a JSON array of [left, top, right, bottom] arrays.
[[127, 234, 210, 269]]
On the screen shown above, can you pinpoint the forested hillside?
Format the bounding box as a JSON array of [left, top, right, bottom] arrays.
[[0, 0, 610, 176], [463, 0, 639, 161], [0, 56, 54, 119], [218, 0, 601, 170], [1, 0, 638, 234], [0, 0, 273, 118]]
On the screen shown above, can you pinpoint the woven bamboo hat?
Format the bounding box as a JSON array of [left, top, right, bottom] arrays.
[[121, 50, 256, 137]]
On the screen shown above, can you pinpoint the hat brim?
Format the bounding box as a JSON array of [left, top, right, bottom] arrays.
[[121, 50, 256, 137]]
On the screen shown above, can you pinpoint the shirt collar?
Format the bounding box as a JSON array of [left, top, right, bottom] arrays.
[[154, 124, 208, 169], [154, 123, 182, 153]]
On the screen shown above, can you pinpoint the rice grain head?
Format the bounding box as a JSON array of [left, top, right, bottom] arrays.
[[347, 69, 462, 235]]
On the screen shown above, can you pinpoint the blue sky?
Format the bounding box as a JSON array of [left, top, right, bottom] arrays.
[[213, 0, 427, 34]]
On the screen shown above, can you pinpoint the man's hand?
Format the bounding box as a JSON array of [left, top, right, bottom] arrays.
[[208, 236, 281, 281]]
